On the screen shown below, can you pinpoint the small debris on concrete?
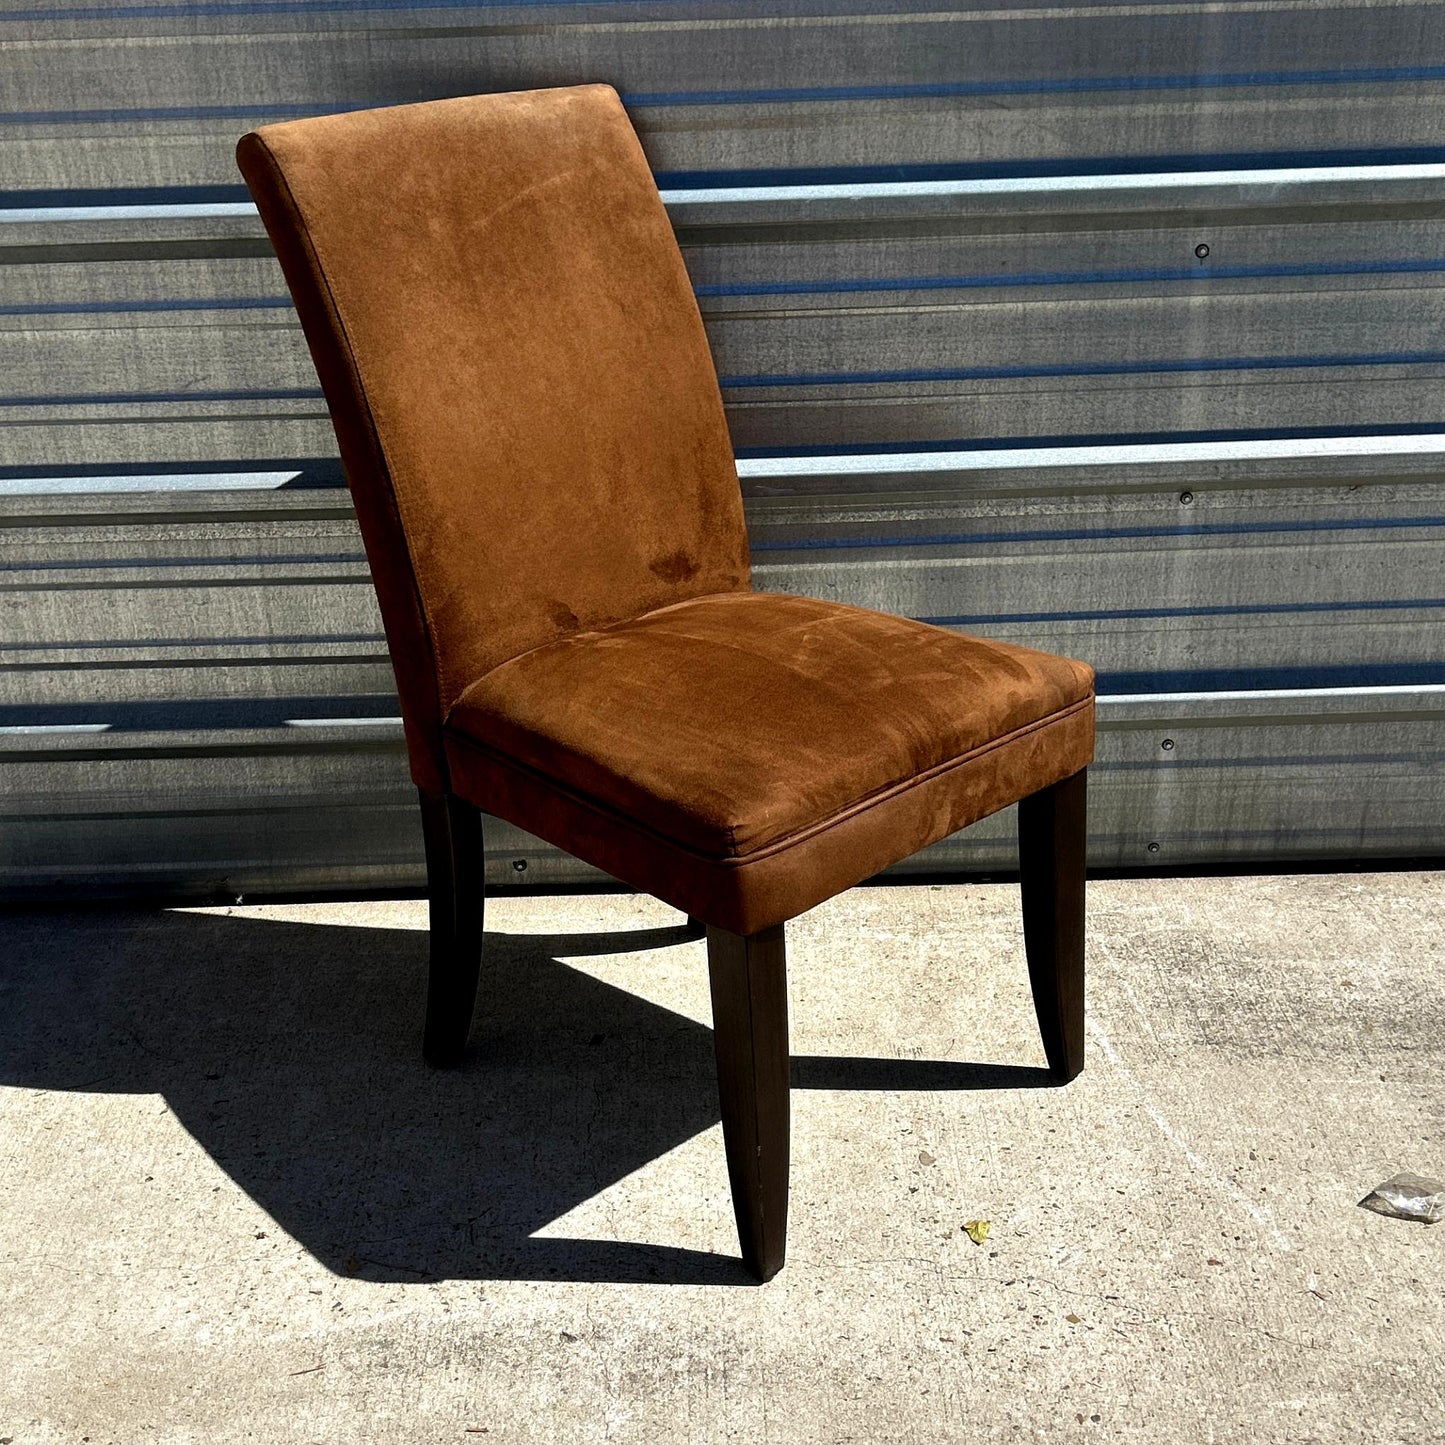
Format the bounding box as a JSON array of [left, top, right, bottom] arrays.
[[961, 1219, 990, 1245], [918, 1151, 935, 1166], [1359, 1171, 1445, 1223]]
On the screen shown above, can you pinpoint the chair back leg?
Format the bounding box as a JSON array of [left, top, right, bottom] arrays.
[[706, 922, 790, 1281], [418, 789, 485, 1068], [1017, 767, 1088, 1081]]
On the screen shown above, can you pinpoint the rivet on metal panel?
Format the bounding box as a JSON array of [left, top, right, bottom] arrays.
[[1147, 842, 1161, 854], [1161, 738, 1176, 751], [1179, 490, 1195, 505], [1194, 243, 1210, 259], [512, 859, 528, 873]]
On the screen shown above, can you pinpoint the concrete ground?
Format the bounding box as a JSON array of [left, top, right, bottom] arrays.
[[1, 871, 1442, 1444]]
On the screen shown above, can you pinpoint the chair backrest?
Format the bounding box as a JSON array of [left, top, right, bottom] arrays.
[[238, 86, 751, 791]]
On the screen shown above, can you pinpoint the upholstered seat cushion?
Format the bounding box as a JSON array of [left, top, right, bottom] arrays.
[[443, 592, 1093, 931]]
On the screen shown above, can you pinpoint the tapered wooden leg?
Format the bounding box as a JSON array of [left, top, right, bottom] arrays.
[[706, 922, 790, 1282], [1018, 767, 1087, 1081], [418, 788, 484, 1068]]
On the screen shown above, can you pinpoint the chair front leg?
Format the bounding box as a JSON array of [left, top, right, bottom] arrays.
[[1017, 767, 1087, 1081], [417, 788, 485, 1068], [706, 922, 790, 1282]]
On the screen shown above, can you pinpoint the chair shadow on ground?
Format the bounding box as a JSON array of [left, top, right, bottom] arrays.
[[0, 906, 1059, 1286]]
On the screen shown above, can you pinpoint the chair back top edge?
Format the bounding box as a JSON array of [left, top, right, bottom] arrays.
[[238, 86, 751, 787]]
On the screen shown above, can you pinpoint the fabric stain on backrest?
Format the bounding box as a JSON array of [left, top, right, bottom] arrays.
[[238, 86, 751, 788]]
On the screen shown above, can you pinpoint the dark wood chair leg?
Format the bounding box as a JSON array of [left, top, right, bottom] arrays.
[[418, 788, 484, 1068], [1018, 767, 1087, 1082], [706, 922, 790, 1282]]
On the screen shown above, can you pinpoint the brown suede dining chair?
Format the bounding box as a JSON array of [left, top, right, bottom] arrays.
[[237, 84, 1093, 1283]]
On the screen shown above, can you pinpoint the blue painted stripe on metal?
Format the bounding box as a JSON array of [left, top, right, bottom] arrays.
[[42, 543, 1445, 578], [6, 695, 1441, 730], [922, 598, 1445, 626], [6, 683, 1442, 729], [669, 162, 1445, 203], [0, 697, 400, 731], [14, 254, 1445, 319], [0, 103, 358, 126], [1100, 683, 1445, 705], [14, 353, 1445, 412], [737, 432, 1445, 476], [625, 67, 1445, 107], [0, 547, 363, 571], [0, 723, 110, 735], [723, 352, 1445, 390], [0, 457, 346, 485], [5, 676, 1442, 731], [8, 146, 1445, 206], [0, 388, 323, 407], [9, 161, 1445, 223], [0, 431, 1436, 474], [733, 422, 1445, 460], [0, 201, 259, 223], [9, 438, 1443, 499], [0, 184, 254, 208], [0, 0, 768, 20], [654, 147, 1445, 189], [1099, 751, 1445, 770], [7, 438, 1442, 498], [284, 716, 401, 728], [0, 472, 301, 496], [1095, 663, 1445, 694], [16, 557, 1436, 584], [751, 514, 1445, 552], [0, 298, 292, 317], [695, 258, 1445, 298], [7, 65, 1445, 125], [0, 632, 386, 652]]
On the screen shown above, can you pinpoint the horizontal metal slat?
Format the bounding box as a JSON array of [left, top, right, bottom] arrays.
[[4, 685, 1440, 897]]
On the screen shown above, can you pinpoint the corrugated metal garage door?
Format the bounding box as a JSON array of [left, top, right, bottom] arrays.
[[3, 0, 1444, 897]]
